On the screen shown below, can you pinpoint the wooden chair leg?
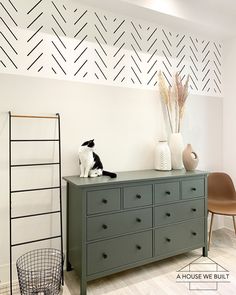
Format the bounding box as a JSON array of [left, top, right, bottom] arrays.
[[208, 213, 214, 250], [233, 216, 236, 235]]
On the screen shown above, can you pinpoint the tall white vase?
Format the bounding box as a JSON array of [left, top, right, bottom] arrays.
[[154, 141, 171, 171], [169, 133, 184, 170]]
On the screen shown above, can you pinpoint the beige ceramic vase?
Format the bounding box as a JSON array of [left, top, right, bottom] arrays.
[[182, 144, 199, 171]]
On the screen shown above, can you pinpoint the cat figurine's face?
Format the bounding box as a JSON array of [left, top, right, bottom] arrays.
[[81, 139, 95, 148]]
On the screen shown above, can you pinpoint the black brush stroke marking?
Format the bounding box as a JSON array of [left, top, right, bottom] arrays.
[[27, 26, 43, 42], [27, 52, 43, 70], [202, 78, 210, 91], [113, 42, 125, 58], [63, 5, 66, 10], [202, 50, 210, 63], [38, 66, 43, 72], [113, 31, 125, 46], [27, 39, 43, 56], [0, 46, 17, 68], [147, 70, 157, 85], [131, 66, 142, 84], [0, 60, 6, 67], [162, 40, 172, 56], [147, 49, 157, 63], [74, 10, 87, 25], [154, 81, 157, 86], [131, 21, 142, 40], [113, 19, 125, 34], [131, 44, 141, 62], [94, 12, 107, 32], [202, 68, 210, 82], [180, 74, 186, 81], [83, 72, 88, 78], [95, 73, 99, 79], [190, 75, 198, 90], [8, 0, 17, 12], [162, 50, 172, 67], [74, 8, 77, 13], [131, 55, 141, 73], [202, 60, 210, 72], [0, 31, 17, 54], [202, 41, 210, 53], [189, 46, 198, 62], [0, 17, 17, 40], [190, 65, 198, 81], [52, 40, 66, 62], [74, 59, 87, 76], [113, 54, 124, 69], [176, 54, 185, 68], [121, 77, 125, 82], [52, 67, 57, 74], [190, 56, 198, 71], [131, 77, 135, 84], [214, 42, 221, 57], [74, 35, 87, 50], [214, 51, 221, 66], [95, 48, 107, 68], [176, 35, 185, 47], [176, 45, 185, 58], [147, 59, 157, 74], [214, 79, 221, 93], [214, 70, 221, 84], [114, 65, 125, 81], [147, 38, 157, 52], [190, 36, 198, 52], [162, 61, 172, 78], [52, 14, 66, 36], [52, 1, 66, 23], [52, 27, 66, 49], [147, 28, 157, 41], [131, 33, 141, 51], [95, 24, 107, 44], [27, 12, 43, 29], [0, 2, 17, 26], [95, 36, 107, 56], [74, 47, 87, 63], [95, 60, 107, 80], [162, 29, 172, 46], [178, 64, 185, 76], [52, 54, 66, 74], [214, 60, 221, 75], [162, 70, 171, 87], [27, 0, 42, 14], [74, 22, 87, 38]]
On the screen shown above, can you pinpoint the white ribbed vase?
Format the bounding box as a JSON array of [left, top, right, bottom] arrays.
[[169, 133, 184, 170], [154, 141, 171, 171]]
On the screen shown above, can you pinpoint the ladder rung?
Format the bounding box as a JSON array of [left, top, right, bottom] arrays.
[[11, 235, 61, 247], [11, 162, 60, 167], [11, 210, 60, 220], [11, 186, 60, 193], [11, 139, 59, 142], [11, 114, 58, 119]]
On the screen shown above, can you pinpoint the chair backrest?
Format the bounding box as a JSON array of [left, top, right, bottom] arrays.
[[208, 172, 236, 200]]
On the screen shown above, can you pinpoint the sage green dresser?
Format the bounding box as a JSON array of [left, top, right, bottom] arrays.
[[64, 170, 208, 295]]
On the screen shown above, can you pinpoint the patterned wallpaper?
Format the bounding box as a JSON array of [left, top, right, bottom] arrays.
[[0, 0, 223, 96]]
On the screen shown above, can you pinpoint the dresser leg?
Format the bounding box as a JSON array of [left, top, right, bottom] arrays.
[[80, 279, 87, 295], [202, 246, 208, 257]]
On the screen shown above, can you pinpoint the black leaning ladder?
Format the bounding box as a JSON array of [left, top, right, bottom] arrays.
[[8, 112, 64, 295]]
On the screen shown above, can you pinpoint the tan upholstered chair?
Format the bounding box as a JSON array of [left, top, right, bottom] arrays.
[[208, 172, 236, 249]]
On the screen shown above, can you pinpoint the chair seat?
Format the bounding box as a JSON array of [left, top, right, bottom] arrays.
[[208, 199, 236, 215]]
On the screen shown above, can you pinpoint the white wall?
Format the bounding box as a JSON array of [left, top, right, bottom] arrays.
[[223, 37, 236, 231], [0, 73, 223, 283]]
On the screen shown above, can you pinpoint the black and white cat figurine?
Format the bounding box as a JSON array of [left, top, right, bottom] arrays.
[[78, 139, 117, 178]]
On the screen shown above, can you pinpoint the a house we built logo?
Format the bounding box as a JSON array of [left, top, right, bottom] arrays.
[[176, 256, 230, 291]]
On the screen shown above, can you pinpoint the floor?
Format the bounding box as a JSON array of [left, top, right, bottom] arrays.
[[1, 228, 235, 295], [65, 228, 236, 295]]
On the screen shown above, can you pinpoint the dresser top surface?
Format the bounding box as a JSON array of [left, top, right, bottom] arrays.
[[63, 169, 208, 187]]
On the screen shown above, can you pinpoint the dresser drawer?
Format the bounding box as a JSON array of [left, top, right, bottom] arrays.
[[87, 208, 152, 241], [124, 185, 152, 209], [155, 219, 204, 256], [155, 199, 204, 226], [87, 188, 121, 215], [182, 179, 205, 199], [155, 182, 180, 204], [87, 231, 152, 275]]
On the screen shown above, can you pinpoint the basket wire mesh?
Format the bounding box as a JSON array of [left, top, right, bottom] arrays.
[[16, 248, 63, 295]]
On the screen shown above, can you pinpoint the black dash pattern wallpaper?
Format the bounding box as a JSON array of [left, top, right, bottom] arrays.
[[0, 0, 223, 96]]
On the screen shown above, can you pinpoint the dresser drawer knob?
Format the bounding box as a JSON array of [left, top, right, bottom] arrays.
[[136, 194, 142, 199], [192, 232, 197, 236], [136, 218, 142, 223], [136, 245, 142, 250], [102, 253, 108, 259], [166, 213, 171, 217], [192, 208, 197, 212], [165, 191, 171, 195], [191, 187, 196, 191], [102, 199, 108, 204], [102, 224, 108, 229], [166, 238, 171, 242]]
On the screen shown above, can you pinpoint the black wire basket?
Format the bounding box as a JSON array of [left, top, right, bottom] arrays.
[[16, 248, 63, 295]]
